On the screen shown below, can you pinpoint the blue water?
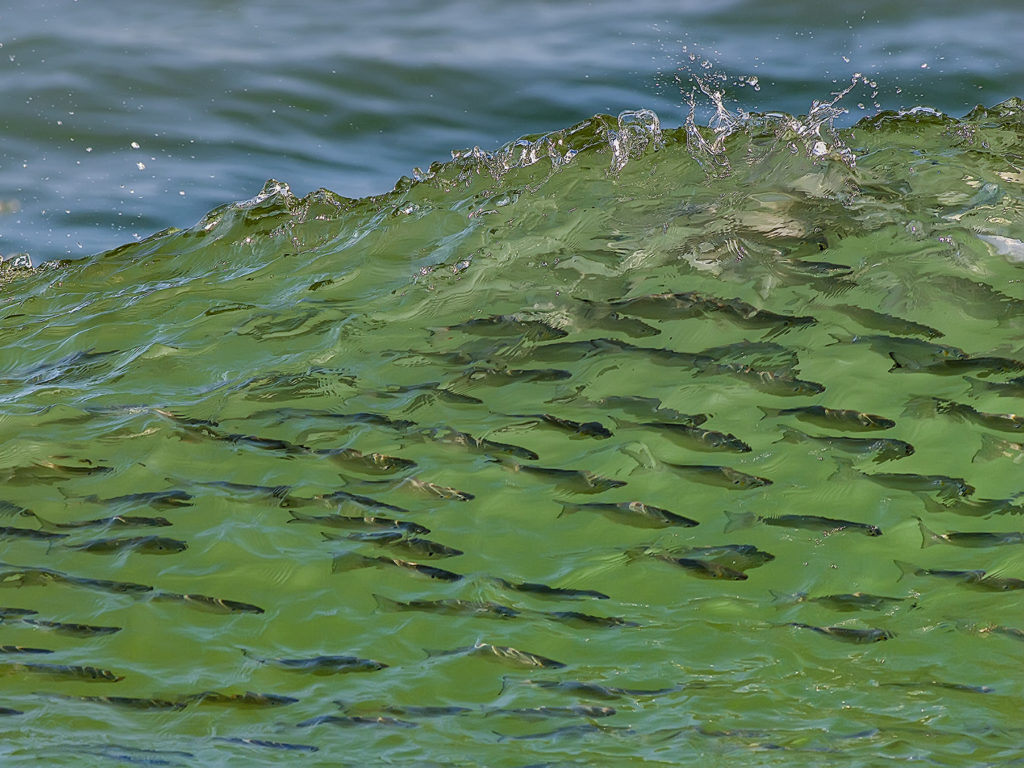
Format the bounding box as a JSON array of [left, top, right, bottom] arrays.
[[1, 0, 1021, 262]]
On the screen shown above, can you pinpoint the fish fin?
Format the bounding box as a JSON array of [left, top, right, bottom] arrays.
[[757, 406, 781, 421], [916, 517, 940, 549], [893, 559, 919, 582], [914, 492, 948, 515], [319, 531, 345, 542], [773, 426, 806, 445], [723, 509, 755, 534], [768, 590, 806, 607], [621, 442, 657, 473], [557, 502, 579, 518], [964, 377, 988, 399], [286, 510, 314, 524]]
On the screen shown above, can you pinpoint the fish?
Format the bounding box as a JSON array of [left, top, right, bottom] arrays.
[[889, 353, 1024, 377], [331, 552, 463, 582], [607, 291, 816, 336], [434, 314, 568, 341], [334, 701, 472, 718], [287, 509, 429, 535], [318, 447, 417, 475], [495, 459, 626, 494], [201, 480, 293, 501], [659, 463, 773, 490], [758, 404, 895, 432], [917, 518, 1024, 548], [21, 619, 122, 637], [74, 489, 195, 509], [907, 397, 1024, 434], [0, 526, 69, 542], [502, 413, 613, 439], [212, 737, 318, 753], [426, 641, 566, 669], [508, 678, 681, 700], [833, 460, 974, 498], [965, 375, 1024, 399], [241, 648, 387, 675], [827, 333, 967, 364], [63, 535, 188, 555], [776, 591, 909, 612], [321, 530, 463, 559], [880, 680, 993, 694], [0, 500, 32, 518], [0, 607, 38, 618], [150, 592, 265, 614], [289, 488, 411, 515], [0, 662, 124, 682], [612, 418, 751, 453], [642, 554, 748, 580], [694, 362, 826, 396], [574, 301, 661, 338], [458, 366, 574, 387], [63, 695, 187, 710], [917, 492, 1024, 518], [893, 561, 1024, 591], [697, 340, 803, 373], [557, 500, 699, 528], [785, 622, 893, 643], [565, 394, 707, 425], [0, 564, 154, 596], [297, 714, 417, 728], [979, 625, 1024, 642], [0, 460, 114, 485], [725, 510, 882, 536], [372, 593, 520, 618], [32, 513, 173, 531], [486, 705, 617, 719], [537, 610, 640, 629], [491, 577, 609, 600], [0, 645, 53, 654], [894, 559, 986, 585], [660, 543, 776, 571], [412, 426, 539, 461], [184, 691, 298, 708], [494, 723, 632, 741], [777, 427, 914, 463], [828, 304, 944, 338]]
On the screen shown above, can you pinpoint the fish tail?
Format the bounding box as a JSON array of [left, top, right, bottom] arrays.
[[915, 492, 948, 515], [901, 396, 940, 419], [757, 406, 781, 421], [557, 503, 580, 518], [371, 593, 401, 612], [774, 426, 805, 445], [893, 559, 920, 582], [828, 456, 858, 482], [767, 589, 806, 607], [723, 509, 755, 534], [964, 377, 989, 398], [916, 517, 941, 549], [621, 442, 657, 473], [330, 552, 371, 574], [286, 510, 313, 524], [973, 433, 1019, 464]]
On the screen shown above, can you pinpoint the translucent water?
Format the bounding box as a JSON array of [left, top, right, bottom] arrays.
[[1, 97, 1023, 765]]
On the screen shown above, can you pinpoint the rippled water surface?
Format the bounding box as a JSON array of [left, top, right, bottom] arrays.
[[1, 94, 1024, 765]]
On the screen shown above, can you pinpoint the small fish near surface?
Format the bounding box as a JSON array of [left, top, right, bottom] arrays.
[[775, 426, 914, 463], [31, 513, 174, 531], [832, 459, 974, 499], [500, 413, 613, 440], [321, 529, 463, 559], [758, 404, 895, 432], [432, 314, 568, 342], [893, 560, 1024, 591], [150, 591, 265, 614], [784, 622, 893, 644], [917, 518, 1024, 549], [493, 458, 626, 494], [774, 591, 909, 612], [317, 447, 418, 475], [373, 593, 520, 619], [331, 552, 463, 582], [630, 543, 775, 576], [287, 509, 429, 536], [625, 547, 748, 581], [490, 577, 609, 600], [297, 714, 417, 729], [410, 426, 539, 461], [965, 375, 1024, 399], [904, 396, 1024, 434], [828, 303, 944, 339], [63, 535, 188, 555], [508, 678, 682, 701], [183, 690, 299, 708], [425, 640, 566, 669], [21, 619, 122, 637], [241, 648, 387, 675], [888, 352, 1024, 377], [659, 462, 773, 490], [612, 418, 751, 453], [917, 491, 1024, 518], [694, 362, 826, 397], [558, 500, 699, 529], [724, 510, 882, 536]]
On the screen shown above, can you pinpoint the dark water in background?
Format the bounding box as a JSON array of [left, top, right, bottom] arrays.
[[0, 0, 1021, 262]]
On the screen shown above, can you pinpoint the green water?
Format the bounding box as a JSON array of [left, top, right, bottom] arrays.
[[2, 97, 1024, 765]]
